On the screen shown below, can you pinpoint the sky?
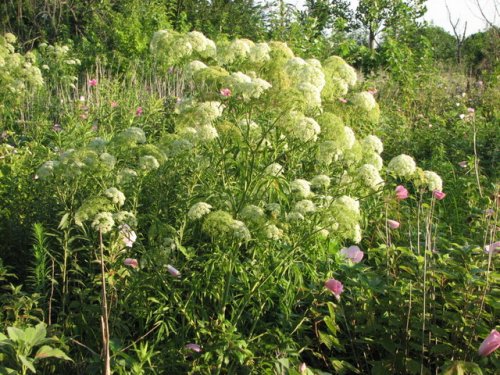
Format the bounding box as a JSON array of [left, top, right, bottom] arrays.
[[280, 0, 499, 36]]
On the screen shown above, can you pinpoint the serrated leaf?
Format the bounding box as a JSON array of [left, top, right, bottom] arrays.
[[35, 345, 71, 361]]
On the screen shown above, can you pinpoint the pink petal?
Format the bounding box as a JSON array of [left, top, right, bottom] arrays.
[[124, 258, 138, 269], [185, 343, 202, 352], [433, 190, 446, 200], [167, 264, 181, 277], [395, 185, 409, 200], [478, 329, 500, 356], [387, 219, 400, 229], [325, 278, 343, 300]]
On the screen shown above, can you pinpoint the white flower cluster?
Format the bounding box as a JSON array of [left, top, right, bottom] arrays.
[[387, 154, 417, 178], [217, 39, 254, 65], [0, 33, 44, 95], [423, 170, 443, 192], [188, 202, 213, 220], [224, 71, 272, 100], [150, 30, 216, 64], [352, 92, 377, 111], [284, 57, 325, 108], [357, 164, 384, 191], [279, 111, 321, 142], [290, 179, 312, 199], [248, 43, 271, 64], [104, 187, 126, 207]]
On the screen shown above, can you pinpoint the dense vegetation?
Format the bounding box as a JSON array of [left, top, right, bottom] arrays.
[[0, 1, 498, 374]]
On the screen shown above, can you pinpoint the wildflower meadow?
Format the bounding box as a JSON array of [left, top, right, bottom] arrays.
[[0, 1, 498, 374]]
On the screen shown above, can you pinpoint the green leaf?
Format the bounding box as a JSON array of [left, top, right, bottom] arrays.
[[35, 345, 71, 361], [6, 327, 24, 343], [19, 355, 36, 373]]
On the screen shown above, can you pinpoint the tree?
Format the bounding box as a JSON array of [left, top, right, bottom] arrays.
[[301, 0, 354, 37], [356, 0, 426, 50]]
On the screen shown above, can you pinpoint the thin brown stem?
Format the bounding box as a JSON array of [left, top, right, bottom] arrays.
[[99, 230, 111, 375]]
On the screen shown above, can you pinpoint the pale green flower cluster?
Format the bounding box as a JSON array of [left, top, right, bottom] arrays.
[[321, 56, 356, 100], [217, 38, 254, 65], [263, 224, 283, 240], [104, 187, 126, 207], [362, 135, 383, 154], [91, 212, 115, 234], [248, 43, 271, 64], [150, 30, 216, 65], [265, 163, 284, 177], [357, 164, 384, 191], [387, 154, 417, 178], [311, 175, 331, 190], [290, 179, 312, 199], [423, 171, 443, 192], [284, 57, 325, 108], [37, 160, 60, 179], [240, 205, 265, 224], [188, 202, 213, 220], [0, 33, 44, 96], [139, 155, 160, 171], [352, 92, 377, 111], [202, 210, 251, 243], [113, 211, 137, 227], [294, 199, 316, 215], [224, 71, 272, 100], [279, 111, 321, 142]]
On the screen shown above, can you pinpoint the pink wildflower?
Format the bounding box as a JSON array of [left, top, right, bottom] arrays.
[[119, 224, 137, 248], [111, 101, 118, 108], [124, 258, 138, 269], [338, 98, 348, 104], [325, 278, 343, 300], [340, 245, 364, 263], [395, 185, 409, 200], [88, 79, 97, 87], [185, 343, 202, 352], [387, 219, 400, 229], [458, 161, 467, 168], [220, 88, 232, 97], [52, 124, 62, 132], [167, 264, 181, 277], [299, 363, 307, 374], [433, 190, 446, 200], [135, 107, 143, 116], [478, 329, 500, 356], [484, 241, 500, 254], [467, 107, 475, 113]]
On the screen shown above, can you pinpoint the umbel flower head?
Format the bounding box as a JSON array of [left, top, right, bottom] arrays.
[[91, 212, 115, 234], [188, 202, 212, 220]]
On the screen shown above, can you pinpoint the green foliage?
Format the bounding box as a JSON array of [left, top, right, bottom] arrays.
[[0, 323, 71, 374]]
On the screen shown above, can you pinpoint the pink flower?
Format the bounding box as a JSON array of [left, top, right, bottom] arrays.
[[111, 101, 118, 108], [433, 190, 446, 200], [88, 79, 98, 87], [220, 88, 232, 97], [484, 241, 500, 254], [119, 224, 137, 248], [124, 258, 138, 269], [340, 245, 364, 263], [135, 107, 143, 116], [478, 329, 500, 356], [299, 363, 307, 374], [467, 107, 475, 113], [387, 219, 400, 229], [52, 123, 62, 132], [167, 264, 181, 277], [395, 185, 409, 200], [338, 98, 348, 104], [185, 343, 202, 352], [458, 161, 467, 168], [79, 95, 86, 102], [325, 278, 343, 300]]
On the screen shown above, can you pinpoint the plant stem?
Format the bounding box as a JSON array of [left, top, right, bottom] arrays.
[[472, 120, 483, 197], [99, 229, 111, 375]]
